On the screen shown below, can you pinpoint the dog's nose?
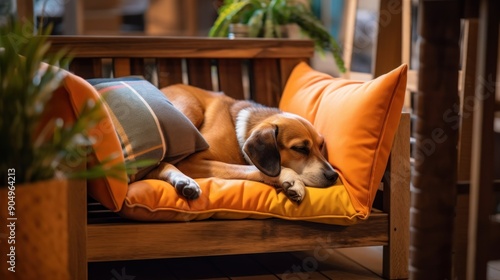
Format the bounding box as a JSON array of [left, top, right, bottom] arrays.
[[324, 169, 339, 183]]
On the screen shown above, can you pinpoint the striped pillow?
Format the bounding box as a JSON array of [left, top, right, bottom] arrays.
[[89, 79, 209, 182]]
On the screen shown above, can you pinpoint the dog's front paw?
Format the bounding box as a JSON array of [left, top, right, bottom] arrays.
[[282, 180, 305, 203], [173, 177, 201, 200], [279, 168, 306, 204]]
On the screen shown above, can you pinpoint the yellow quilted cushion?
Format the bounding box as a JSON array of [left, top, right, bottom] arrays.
[[123, 178, 357, 224], [119, 62, 407, 225]]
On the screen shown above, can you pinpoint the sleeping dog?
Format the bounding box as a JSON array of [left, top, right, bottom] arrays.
[[145, 84, 338, 203]]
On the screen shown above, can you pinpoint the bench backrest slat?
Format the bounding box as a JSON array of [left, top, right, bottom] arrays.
[[157, 58, 183, 88], [186, 58, 214, 90], [113, 58, 131, 77], [69, 57, 102, 79], [217, 59, 245, 100]]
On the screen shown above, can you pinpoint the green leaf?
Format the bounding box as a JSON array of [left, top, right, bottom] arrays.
[[208, 0, 345, 72], [247, 9, 265, 37], [209, 0, 254, 37], [1, 19, 152, 185]]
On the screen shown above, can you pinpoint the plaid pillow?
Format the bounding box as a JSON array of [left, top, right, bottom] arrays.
[[89, 78, 209, 182]]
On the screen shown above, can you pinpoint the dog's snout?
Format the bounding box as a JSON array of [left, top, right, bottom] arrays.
[[324, 169, 338, 183]]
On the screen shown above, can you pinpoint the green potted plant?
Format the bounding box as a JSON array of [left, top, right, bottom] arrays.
[[209, 0, 346, 73], [0, 20, 130, 279]]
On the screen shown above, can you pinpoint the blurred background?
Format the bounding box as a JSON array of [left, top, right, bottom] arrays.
[[0, 0, 420, 77], [2, 0, 499, 182]]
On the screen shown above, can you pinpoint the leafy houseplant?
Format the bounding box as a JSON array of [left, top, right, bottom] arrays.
[[1, 21, 82, 183], [0, 20, 134, 185], [0, 19, 134, 279], [209, 0, 346, 73]]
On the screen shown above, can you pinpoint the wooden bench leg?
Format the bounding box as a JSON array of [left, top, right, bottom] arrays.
[[383, 113, 411, 279], [68, 179, 88, 280]]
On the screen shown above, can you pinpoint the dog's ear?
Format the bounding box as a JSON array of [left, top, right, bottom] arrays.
[[243, 125, 281, 177], [321, 141, 328, 158]]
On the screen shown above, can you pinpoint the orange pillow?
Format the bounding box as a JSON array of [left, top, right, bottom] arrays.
[[44, 71, 128, 211], [280, 62, 407, 215], [119, 63, 407, 225]]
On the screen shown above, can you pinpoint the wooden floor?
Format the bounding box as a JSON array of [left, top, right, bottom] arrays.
[[89, 247, 385, 280], [88, 246, 500, 279]]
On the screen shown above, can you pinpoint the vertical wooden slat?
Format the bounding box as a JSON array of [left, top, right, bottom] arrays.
[[68, 179, 87, 280], [181, 0, 198, 36], [279, 58, 307, 92], [62, 0, 83, 35], [466, 0, 499, 278], [16, 0, 34, 23], [130, 58, 144, 76], [453, 19, 478, 280], [411, 1, 461, 279], [157, 58, 183, 88], [454, 192, 470, 280], [187, 59, 213, 90], [69, 58, 102, 79], [458, 19, 479, 182], [373, 0, 403, 78], [250, 59, 281, 107], [402, 0, 413, 110], [383, 113, 411, 279], [113, 58, 131, 77], [217, 59, 244, 99], [461, 0, 479, 19], [401, 0, 412, 66], [341, 0, 358, 78], [490, 218, 500, 260]]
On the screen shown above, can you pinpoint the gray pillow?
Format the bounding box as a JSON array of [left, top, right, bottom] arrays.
[[89, 78, 209, 182]]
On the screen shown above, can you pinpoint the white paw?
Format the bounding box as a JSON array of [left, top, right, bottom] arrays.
[[279, 168, 306, 203]]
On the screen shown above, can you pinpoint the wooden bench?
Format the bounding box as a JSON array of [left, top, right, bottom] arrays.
[[48, 36, 410, 280]]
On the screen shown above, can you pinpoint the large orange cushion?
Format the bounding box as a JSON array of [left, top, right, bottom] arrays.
[[280, 62, 408, 215], [119, 63, 407, 225]]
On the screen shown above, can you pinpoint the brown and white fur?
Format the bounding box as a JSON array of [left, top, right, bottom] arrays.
[[145, 84, 338, 203]]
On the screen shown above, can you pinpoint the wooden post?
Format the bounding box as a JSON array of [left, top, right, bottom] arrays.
[[63, 0, 83, 35], [68, 179, 87, 280], [15, 0, 34, 24], [457, 19, 479, 183], [340, 0, 357, 78], [466, 0, 499, 279], [373, 0, 402, 78], [411, 1, 461, 279], [383, 113, 411, 279], [453, 18, 478, 280]]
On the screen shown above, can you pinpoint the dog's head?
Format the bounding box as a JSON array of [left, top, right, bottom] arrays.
[[243, 113, 338, 187]]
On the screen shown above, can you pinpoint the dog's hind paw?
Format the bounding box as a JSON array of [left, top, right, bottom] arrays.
[[174, 179, 201, 200]]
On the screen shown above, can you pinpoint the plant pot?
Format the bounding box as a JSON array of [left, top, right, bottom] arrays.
[[228, 23, 250, 38], [0, 178, 86, 279], [228, 23, 291, 39]]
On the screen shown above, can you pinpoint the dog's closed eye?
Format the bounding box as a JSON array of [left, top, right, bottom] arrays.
[[291, 146, 310, 155]]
